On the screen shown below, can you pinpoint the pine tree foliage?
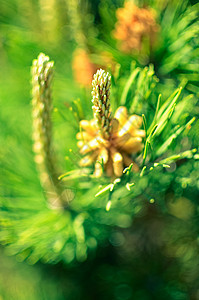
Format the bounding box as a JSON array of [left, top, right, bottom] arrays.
[[0, 52, 198, 265], [0, 0, 199, 297]]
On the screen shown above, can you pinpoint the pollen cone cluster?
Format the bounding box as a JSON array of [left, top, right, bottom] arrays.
[[72, 48, 98, 87], [72, 49, 116, 87], [77, 69, 145, 177], [113, 1, 158, 53]]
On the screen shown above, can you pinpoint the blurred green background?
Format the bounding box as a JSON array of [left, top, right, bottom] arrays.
[[0, 0, 199, 299]]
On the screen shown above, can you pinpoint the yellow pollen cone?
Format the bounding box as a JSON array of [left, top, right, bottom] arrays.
[[76, 131, 93, 141], [120, 137, 143, 154], [111, 150, 123, 177], [114, 106, 128, 127]]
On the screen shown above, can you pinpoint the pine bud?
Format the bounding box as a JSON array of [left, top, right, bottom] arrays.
[[91, 69, 112, 139], [31, 53, 71, 208]]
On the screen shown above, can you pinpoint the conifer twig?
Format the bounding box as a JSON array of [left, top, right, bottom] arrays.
[[32, 53, 72, 209]]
